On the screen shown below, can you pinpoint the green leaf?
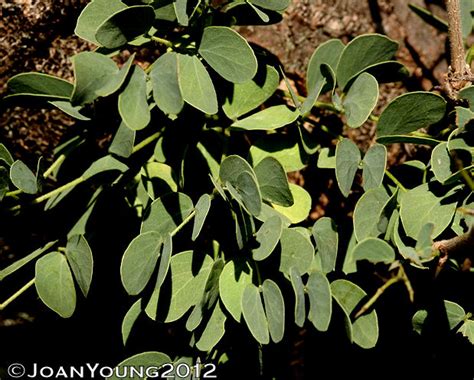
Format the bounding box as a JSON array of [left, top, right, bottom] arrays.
[[459, 320, 474, 344], [412, 309, 428, 335], [219, 259, 253, 322], [335, 138, 361, 197], [121, 231, 163, 295], [262, 279, 285, 343], [0, 144, 14, 166], [400, 184, 457, 239], [331, 279, 379, 349], [97, 53, 135, 98], [177, 54, 218, 114], [122, 299, 142, 346], [6, 73, 73, 101], [71, 52, 118, 105], [223, 65, 279, 120], [307, 39, 344, 96], [353, 187, 390, 241], [118, 66, 150, 130], [65, 235, 93, 297], [196, 301, 227, 351], [49, 101, 90, 121], [10, 160, 38, 194], [306, 271, 332, 332], [273, 183, 311, 224], [250, 134, 307, 172], [352, 237, 395, 265], [232, 105, 299, 131], [301, 63, 335, 114], [109, 122, 135, 158], [445, 300, 467, 330], [95, 5, 155, 49], [312, 217, 338, 274], [0, 241, 56, 282], [35, 252, 76, 318], [192, 194, 212, 241], [377, 92, 446, 136], [460, 0, 474, 38], [290, 267, 306, 327], [252, 216, 283, 261], [150, 52, 184, 115], [107, 352, 172, 380], [241, 284, 270, 344], [408, 3, 448, 33], [376, 134, 441, 146], [82, 155, 128, 179], [362, 143, 386, 191], [415, 223, 435, 259], [74, 0, 127, 45], [431, 142, 452, 183], [343, 73, 379, 128], [459, 85, 474, 111], [279, 228, 314, 276], [165, 251, 214, 322], [254, 157, 293, 206], [140, 162, 178, 199], [141, 192, 194, 235], [250, 0, 289, 11], [174, 0, 189, 26], [336, 34, 398, 89], [199, 26, 257, 83]]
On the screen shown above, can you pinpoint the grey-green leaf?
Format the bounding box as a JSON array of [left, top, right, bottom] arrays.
[[431, 142, 452, 183], [306, 271, 332, 332], [400, 184, 457, 239], [108, 352, 172, 380], [241, 284, 270, 344], [109, 122, 135, 158], [254, 157, 293, 206], [331, 279, 379, 349], [74, 0, 127, 45], [118, 65, 150, 130], [223, 65, 279, 120], [35, 251, 76, 318], [458, 320, 474, 344], [336, 34, 398, 89], [141, 192, 194, 235], [343, 73, 379, 128], [196, 301, 227, 351], [199, 26, 257, 83], [262, 279, 285, 343], [10, 160, 38, 194], [252, 216, 283, 261], [219, 260, 253, 322], [49, 101, 91, 121], [0, 144, 14, 166], [362, 143, 387, 191], [312, 217, 338, 274], [335, 138, 361, 197], [177, 54, 218, 114], [234, 171, 262, 216], [353, 187, 390, 242], [120, 231, 163, 295], [6, 73, 73, 101], [122, 299, 142, 346], [150, 52, 184, 115], [82, 155, 128, 179], [352, 237, 395, 265], [65, 235, 93, 297], [95, 5, 155, 49], [250, 0, 289, 11], [279, 228, 314, 276], [232, 105, 299, 131], [290, 267, 306, 327], [377, 92, 446, 136], [192, 194, 212, 241]]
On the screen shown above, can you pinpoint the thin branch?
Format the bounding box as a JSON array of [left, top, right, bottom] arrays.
[[0, 278, 35, 311]]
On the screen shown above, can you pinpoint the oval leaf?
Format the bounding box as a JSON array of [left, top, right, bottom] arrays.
[[343, 73, 379, 128], [199, 26, 257, 83], [118, 66, 150, 130], [35, 252, 76, 318], [306, 271, 332, 332], [279, 228, 314, 276], [65, 235, 93, 297], [335, 138, 361, 197], [122, 299, 142, 346], [241, 284, 270, 344], [108, 352, 171, 380], [362, 143, 387, 190], [352, 237, 395, 265], [312, 217, 338, 274], [10, 160, 38, 194], [262, 279, 285, 343], [252, 216, 283, 261], [353, 187, 390, 242], [376, 92, 446, 136], [290, 267, 306, 327], [254, 157, 293, 206], [273, 183, 311, 224], [196, 301, 227, 352], [6, 73, 73, 101], [192, 194, 212, 241], [232, 105, 299, 131]]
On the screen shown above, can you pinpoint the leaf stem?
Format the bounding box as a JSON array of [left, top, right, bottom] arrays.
[[354, 276, 400, 319], [170, 210, 196, 238], [5, 189, 22, 198], [150, 36, 174, 49], [33, 176, 85, 204], [385, 170, 407, 192], [0, 278, 35, 311], [43, 154, 66, 179], [131, 131, 162, 154]]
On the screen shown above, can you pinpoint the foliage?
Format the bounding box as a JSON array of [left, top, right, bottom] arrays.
[[1, 0, 474, 377]]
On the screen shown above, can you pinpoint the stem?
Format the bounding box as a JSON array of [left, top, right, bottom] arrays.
[[43, 154, 66, 179], [5, 189, 22, 197], [131, 131, 161, 154], [446, 0, 466, 74], [0, 278, 35, 311], [151, 36, 174, 49], [33, 176, 85, 204], [170, 210, 196, 238], [354, 276, 400, 319], [385, 170, 407, 192]]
